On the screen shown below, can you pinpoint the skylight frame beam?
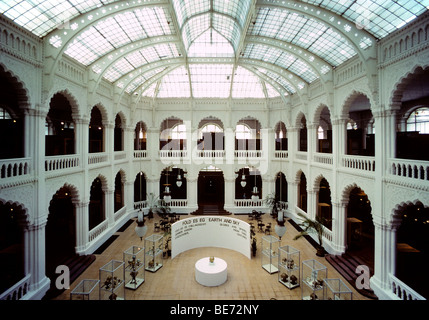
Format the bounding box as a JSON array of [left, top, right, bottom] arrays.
[[255, 0, 377, 63]]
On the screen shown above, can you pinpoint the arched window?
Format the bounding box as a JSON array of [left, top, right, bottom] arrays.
[[407, 107, 429, 133], [199, 123, 223, 139], [347, 119, 357, 130], [171, 124, 187, 140], [317, 126, 325, 140], [0, 107, 12, 119], [236, 124, 252, 139]]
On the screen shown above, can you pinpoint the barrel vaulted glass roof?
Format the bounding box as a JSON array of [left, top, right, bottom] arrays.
[[1, 0, 428, 99]]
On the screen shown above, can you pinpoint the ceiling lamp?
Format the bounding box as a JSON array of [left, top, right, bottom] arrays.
[[135, 209, 147, 241], [240, 174, 246, 188], [176, 173, 182, 187]]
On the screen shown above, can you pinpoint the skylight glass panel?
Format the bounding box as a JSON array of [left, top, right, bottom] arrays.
[[65, 27, 114, 65], [213, 0, 252, 27], [300, 0, 429, 39], [212, 13, 241, 50], [125, 67, 165, 93], [64, 6, 174, 66], [232, 67, 265, 99], [0, 0, 121, 37], [157, 67, 191, 98], [190, 64, 233, 98], [141, 82, 157, 98], [188, 29, 235, 57], [265, 83, 281, 98], [172, 0, 210, 27], [182, 14, 210, 50], [102, 43, 180, 82], [243, 44, 319, 83], [256, 68, 297, 94]]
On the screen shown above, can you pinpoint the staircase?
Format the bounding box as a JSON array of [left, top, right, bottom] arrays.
[[42, 254, 96, 300], [191, 205, 231, 215], [325, 253, 378, 299]]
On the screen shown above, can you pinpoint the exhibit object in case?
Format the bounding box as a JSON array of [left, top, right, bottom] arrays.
[[261, 235, 280, 274], [301, 259, 328, 300], [145, 234, 163, 272], [123, 245, 145, 290], [70, 279, 99, 300], [99, 260, 125, 300], [278, 245, 300, 289], [195, 257, 228, 286], [323, 278, 353, 300]]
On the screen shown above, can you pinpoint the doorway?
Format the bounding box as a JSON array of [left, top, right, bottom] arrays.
[[198, 168, 224, 210], [346, 187, 374, 268], [45, 187, 76, 278]]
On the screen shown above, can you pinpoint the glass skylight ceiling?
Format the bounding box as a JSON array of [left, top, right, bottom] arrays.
[[1, 0, 428, 99]]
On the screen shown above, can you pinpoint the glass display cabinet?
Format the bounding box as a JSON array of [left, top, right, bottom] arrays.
[[323, 278, 353, 300], [123, 245, 145, 290], [70, 279, 99, 300], [301, 259, 328, 300], [145, 234, 163, 272], [261, 235, 280, 274], [99, 260, 125, 300], [278, 245, 300, 289]]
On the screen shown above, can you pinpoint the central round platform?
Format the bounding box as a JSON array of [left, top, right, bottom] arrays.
[[194, 257, 228, 287]]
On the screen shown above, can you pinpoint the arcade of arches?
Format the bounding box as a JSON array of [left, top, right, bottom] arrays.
[[1, 2, 429, 302]]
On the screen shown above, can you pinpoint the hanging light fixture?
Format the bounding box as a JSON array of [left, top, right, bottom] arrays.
[[240, 171, 246, 188], [163, 167, 171, 204], [176, 171, 182, 187], [251, 168, 259, 203], [135, 209, 147, 241]]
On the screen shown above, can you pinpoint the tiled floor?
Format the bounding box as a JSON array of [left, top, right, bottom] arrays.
[[55, 214, 369, 300]]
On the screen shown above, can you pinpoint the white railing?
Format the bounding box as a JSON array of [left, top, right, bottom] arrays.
[[274, 151, 288, 159], [234, 199, 264, 207], [235, 150, 263, 158], [88, 152, 108, 165], [88, 219, 108, 242], [0, 158, 31, 179], [133, 150, 147, 159], [45, 154, 80, 172], [167, 199, 188, 207], [389, 273, 426, 300], [159, 150, 188, 158], [114, 206, 127, 222], [342, 155, 375, 172], [196, 150, 225, 158], [295, 151, 307, 161], [0, 274, 31, 300], [114, 151, 127, 161], [314, 153, 333, 165], [389, 158, 429, 181], [134, 200, 148, 210]]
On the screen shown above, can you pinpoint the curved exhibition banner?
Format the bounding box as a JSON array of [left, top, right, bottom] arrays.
[[171, 216, 251, 259]]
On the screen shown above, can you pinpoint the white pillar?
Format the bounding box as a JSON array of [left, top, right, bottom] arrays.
[[331, 201, 347, 254], [74, 201, 89, 253], [186, 174, 198, 211]]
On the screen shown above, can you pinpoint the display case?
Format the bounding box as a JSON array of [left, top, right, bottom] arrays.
[[145, 234, 163, 272], [301, 259, 328, 300], [99, 260, 125, 300], [123, 245, 145, 290], [278, 245, 300, 289], [261, 235, 280, 274], [323, 278, 353, 300], [70, 279, 99, 300]]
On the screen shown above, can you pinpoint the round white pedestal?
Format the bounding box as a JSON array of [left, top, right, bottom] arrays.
[[195, 257, 227, 287]]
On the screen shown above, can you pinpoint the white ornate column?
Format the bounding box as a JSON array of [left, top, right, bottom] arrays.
[[186, 173, 198, 212], [26, 221, 51, 299], [307, 190, 316, 220], [224, 176, 235, 211], [370, 219, 399, 299], [331, 201, 347, 254], [103, 187, 115, 227], [74, 201, 89, 254]]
